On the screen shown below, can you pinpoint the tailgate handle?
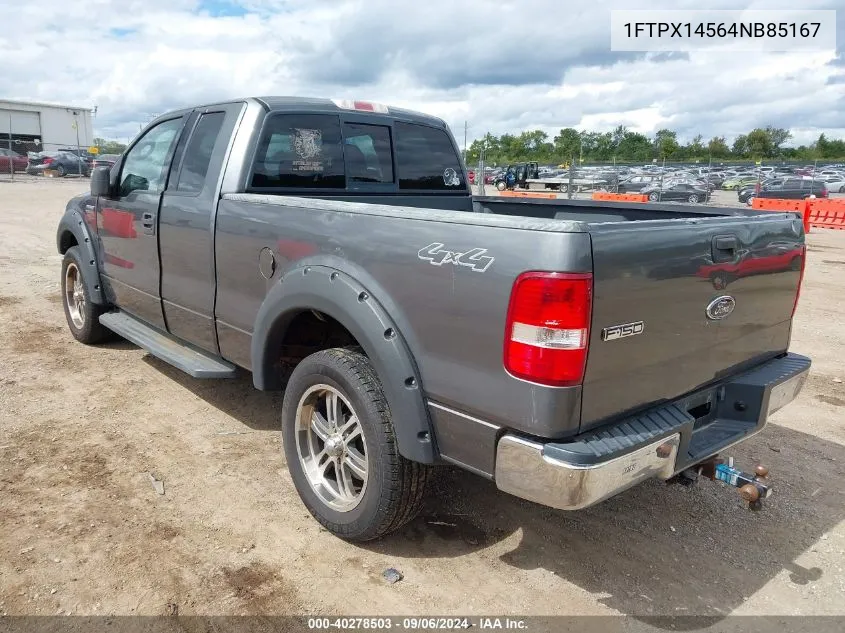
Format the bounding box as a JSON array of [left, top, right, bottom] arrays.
[[712, 235, 738, 262]]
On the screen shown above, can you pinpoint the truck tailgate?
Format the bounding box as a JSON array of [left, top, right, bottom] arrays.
[[581, 213, 804, 430]]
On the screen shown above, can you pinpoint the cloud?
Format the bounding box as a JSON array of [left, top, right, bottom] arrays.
[[0, 0, 842, 147]]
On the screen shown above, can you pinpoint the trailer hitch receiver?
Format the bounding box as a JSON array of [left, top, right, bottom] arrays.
[[677, 456, 772, 510]]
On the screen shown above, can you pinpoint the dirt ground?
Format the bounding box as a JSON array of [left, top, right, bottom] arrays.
[[1, 178, 844, 622]]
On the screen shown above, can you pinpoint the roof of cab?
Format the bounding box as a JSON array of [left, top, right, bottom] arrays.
[[255, 96, 447, 128]]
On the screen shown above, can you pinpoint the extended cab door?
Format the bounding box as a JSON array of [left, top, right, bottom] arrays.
[[98, 116, 187, 328], [158, 103, 243, 353]]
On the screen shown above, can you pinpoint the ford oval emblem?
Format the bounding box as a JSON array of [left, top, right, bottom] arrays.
[[706, 295, 736, 320]]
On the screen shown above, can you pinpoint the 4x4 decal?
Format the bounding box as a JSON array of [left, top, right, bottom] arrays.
[[417, 242, 494, 273]]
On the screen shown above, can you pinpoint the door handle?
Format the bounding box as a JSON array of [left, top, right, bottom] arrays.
[[142, 212, 155, 235], [712, 235, 738, 262]]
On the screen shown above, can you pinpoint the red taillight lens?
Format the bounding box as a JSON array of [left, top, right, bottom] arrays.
[[43, 157, 53, 165], [503, 272, 593, 386], [791, 245, 807, 318]]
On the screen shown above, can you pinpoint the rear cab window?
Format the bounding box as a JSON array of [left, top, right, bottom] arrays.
[[251, 114, 345, 190], [247, 111, 465, 194]]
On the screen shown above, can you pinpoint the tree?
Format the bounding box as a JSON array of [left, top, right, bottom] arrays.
[[553, 128, 581, 163], [616, 132, 653, 161], [708, 136, 730, 158], [92, 137, 127, 155], [765, 126, 791, 153], [653, 128, 680, 159], [687, 134, 705, 159], [746, 128, 774, 158], [732, 134, 749, 157]]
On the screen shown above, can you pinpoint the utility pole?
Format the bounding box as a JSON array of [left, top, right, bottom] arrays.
[[8, 113, 14, 181]]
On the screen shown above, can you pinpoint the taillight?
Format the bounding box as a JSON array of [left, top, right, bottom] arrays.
[[821, 188, 828, 197], [43, 157, 53, 165], [503, 272, 593, 386], [791, 245, 807, 318]]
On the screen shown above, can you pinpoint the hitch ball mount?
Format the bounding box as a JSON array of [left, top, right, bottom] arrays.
[[676, 456, 771, 511]]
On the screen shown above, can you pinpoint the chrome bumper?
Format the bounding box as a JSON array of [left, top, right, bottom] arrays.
[[494, 353, 810, 511], [495, 433, 681, 511]]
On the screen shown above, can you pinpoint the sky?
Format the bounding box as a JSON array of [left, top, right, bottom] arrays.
[[1, 0, 843, 148]]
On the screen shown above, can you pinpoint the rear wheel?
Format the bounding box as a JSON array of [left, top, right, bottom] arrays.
[[56, 165, 66, 177], [688, 194, 699, 203], [61, 247, 111, 344], [282, 348, 430, 541], [496, 181, 506, 191], [558, 184, 569, 193], [648, 192, 660, 202]]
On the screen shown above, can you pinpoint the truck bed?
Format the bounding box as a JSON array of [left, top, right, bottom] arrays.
[[221, 192, 803, 447]]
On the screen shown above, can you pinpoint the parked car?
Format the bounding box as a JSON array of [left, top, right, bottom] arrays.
[[642, 182, 711, 203], [27, 151, 91, 177], [0, 148, 28, 173], [722, 175, 760, 190], [91, 154, 120, 170], [614, 174, 661, 192], [744, 178, 829, 205], [820, 176, 845, 193], [58, 148, 95, 167], [57, 96, 809, 540]]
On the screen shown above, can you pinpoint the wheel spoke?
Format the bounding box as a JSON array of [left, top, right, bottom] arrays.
[[326, 391, 341, 429], [344, 449, 367, 480], [310, 411, 332, 441], [343, 425, 362, 446], [337, 459, 355, 499], [338, 416, 358, 437]]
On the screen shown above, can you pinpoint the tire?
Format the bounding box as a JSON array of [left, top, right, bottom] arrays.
[[61, 246, 112, 344], [746, 196, 755, 206], [648, 192, 660, 202], [839, 186, 844, 193], [558, 184, 568, 193], [56, 165, 66, 177], [496, 181, 506, 191], [688, 194, 699, 203], [282, 348, 430, 541]]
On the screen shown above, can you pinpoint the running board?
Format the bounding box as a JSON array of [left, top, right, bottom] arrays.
[[99, 311, 237, 379]]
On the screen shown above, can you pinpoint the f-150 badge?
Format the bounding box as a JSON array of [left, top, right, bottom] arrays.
[[417, 242, 494, 273], [602, 321, 645, 341]]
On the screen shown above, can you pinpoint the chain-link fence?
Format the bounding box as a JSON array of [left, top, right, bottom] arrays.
[[469, 157, 845, 207], [0, 140, 102, 182]]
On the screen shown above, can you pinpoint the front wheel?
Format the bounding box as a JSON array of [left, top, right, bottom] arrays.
[[648, 192, 660, 202], [282, 348, 430, 541], [496, 181, 507, 191], [61, 247, 112, 344], [688, 194, 699, 203]]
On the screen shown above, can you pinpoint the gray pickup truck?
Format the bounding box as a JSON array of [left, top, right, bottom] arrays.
[[57, 97, 810, 540]]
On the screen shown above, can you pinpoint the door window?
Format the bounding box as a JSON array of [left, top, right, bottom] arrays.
[[174, 112, 226, 193], [119, 118, 183, 197]]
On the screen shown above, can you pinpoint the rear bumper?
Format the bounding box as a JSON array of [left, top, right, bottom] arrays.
[[495, 353, 810, 510]]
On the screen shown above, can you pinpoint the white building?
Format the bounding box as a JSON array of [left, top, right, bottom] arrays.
[[0, 99, 94, 154]]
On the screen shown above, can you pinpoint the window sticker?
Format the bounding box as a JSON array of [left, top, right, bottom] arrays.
[[292, 128, 324, 172]]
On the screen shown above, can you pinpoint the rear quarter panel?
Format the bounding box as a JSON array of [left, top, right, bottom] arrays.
[[213, 198, 593, 444]]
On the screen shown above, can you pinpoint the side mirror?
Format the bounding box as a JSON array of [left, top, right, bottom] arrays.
[[90, 167, 111, 198]]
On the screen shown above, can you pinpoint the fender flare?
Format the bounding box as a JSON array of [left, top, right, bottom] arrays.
[[251, 264, 437, 464], [56, 208, 105, 305]]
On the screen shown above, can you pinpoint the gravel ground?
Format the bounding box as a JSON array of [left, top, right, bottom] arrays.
[[1, 177, 844, 623]]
